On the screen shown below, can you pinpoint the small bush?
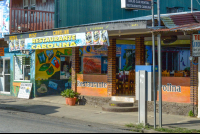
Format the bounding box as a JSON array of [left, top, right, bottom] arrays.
[[188, 110, 194, 117]]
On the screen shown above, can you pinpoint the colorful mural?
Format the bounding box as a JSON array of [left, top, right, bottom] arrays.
[[35, 48, 73, 96], [0, 0, 9, 38], [35, 48, 72, 80], [83, 57, 101, 74]]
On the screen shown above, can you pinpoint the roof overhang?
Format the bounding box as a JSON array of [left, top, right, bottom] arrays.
[[4, 20, 150, 41]]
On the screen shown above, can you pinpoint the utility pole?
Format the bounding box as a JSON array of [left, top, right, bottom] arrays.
[[152, 0, 156, 129], [191, 0, 193, 13], [157, 0, 162, 128]]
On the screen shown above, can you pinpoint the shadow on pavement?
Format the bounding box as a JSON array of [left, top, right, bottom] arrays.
[[0, 103, 60, 115], [163, 120, 200, 128]]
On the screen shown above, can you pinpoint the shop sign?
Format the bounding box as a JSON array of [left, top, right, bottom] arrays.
[[9, 30, 109, 52], [121, 0, 151, 10], [18, 83, 32, 99], [193, 34, 200, 57], [162, 83, 181, 93], [0, 47, 4, 56], [77, 81, 107, 88]]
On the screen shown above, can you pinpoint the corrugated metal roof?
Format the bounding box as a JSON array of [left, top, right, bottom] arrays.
[[153, 23, 200, 32], [153, 11, 200, 32]]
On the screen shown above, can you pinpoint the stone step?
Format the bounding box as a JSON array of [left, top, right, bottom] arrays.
[[111, 96, 135, 103], [102, 105, 138, 112], [109, 101, 134, 107]]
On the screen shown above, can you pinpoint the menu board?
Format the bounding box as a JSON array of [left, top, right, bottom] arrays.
[[0, 48, 4, 56], [14, 57, 23, 80], [18, 83, 32, 99]]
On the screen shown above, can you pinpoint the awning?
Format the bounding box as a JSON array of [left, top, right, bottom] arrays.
[[4, 20, 148, 41]]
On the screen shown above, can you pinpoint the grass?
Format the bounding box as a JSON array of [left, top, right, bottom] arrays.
[[125, 123, 200, 133]]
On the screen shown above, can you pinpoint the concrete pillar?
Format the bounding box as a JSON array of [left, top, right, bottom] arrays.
[[71, 47, 80, 92], [107, 39, 116, 96], [135, 37, 145, 65]]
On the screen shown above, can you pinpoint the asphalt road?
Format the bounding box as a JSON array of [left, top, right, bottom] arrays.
[[0, 109, 135, 133]]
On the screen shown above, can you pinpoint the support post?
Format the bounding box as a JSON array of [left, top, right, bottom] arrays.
[[71, 47, 80, 92], [151, 0, 157, 129], [107, 39, 116, 96], [135, 37, 145, 65], [138, 70, 147, 126]]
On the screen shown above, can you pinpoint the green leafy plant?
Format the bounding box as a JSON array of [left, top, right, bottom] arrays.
[[184, 67, 190, 71], [188, 110, 194, 117], [61, 89, 80, 98], [119, 64, 132, 71]]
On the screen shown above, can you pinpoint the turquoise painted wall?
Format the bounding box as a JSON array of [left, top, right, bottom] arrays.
[[55, 0, 200, 28], [0, 48, 35, 98]]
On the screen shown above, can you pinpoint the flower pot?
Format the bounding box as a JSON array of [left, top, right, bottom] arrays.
[[65, 98, 69, 105], [68, 97, 77, 106]]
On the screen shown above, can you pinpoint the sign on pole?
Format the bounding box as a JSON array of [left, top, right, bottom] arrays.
[[193, 34, 200, 57], [121, 0, 152, 10]]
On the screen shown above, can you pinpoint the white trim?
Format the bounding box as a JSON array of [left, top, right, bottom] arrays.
[[0, 91, 10, 95], [14, 80, 31, 82], [23, 0, 29, 9]]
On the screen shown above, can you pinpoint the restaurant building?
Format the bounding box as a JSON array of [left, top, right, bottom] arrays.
[[2, 0, 200, 117]]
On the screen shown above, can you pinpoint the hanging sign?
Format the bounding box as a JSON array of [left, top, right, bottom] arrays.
[[121, 0, 151, 10], [18, 83, 32, 99], [193, 34, 200, 57], [0, 48, 4, 56], [9, 30, 110, 52]]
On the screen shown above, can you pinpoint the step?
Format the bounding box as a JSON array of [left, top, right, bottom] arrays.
[[109, 101, 134, 107], [111, 96, 135, 103], [102, 105, 138, 112]]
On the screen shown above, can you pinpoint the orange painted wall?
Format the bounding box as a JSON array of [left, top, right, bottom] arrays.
[[77, 74, 108, 97], [157, 77, 190, 103]]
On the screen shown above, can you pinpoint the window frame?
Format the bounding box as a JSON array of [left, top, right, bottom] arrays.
[[14, 56, 31, 82]]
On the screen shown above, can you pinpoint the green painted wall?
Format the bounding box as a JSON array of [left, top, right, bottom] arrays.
[[55, 0, 200, 28]]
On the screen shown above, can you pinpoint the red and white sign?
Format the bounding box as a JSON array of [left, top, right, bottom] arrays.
[[193, 34, 200, 57]]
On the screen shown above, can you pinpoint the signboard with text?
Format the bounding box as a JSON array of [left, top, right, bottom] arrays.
[[121, 0, 151, 10], [193, 34, 200, 57], [0, 48, 4, 56], [9, 30, 110, 52], [18, 83, 32, 99]]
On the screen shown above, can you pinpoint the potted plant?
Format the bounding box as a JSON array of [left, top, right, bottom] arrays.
[[119, 64, 133, 75], [61, 89, 70, 105], [61, 89, 80, 106]]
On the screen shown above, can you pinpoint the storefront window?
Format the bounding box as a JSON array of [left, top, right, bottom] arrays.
[[14, 56, 30, 81], [60, 56, 72, 79], [101, 57, 120, 74]]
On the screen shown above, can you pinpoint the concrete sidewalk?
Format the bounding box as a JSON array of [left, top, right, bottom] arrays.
[[0, 95, 200, 131]]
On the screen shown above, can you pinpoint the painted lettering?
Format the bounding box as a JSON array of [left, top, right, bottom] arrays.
[[29, 33, 37, 38], [77, 81, 107, 88], [36, 45, 41, 49], [63, 42, 70, 47], [48, 44, 53, 48], [162, 83, 181, 93], [31, 45, 36, 49], [42, 44, 47, 49], [9, 36, 18, 40]]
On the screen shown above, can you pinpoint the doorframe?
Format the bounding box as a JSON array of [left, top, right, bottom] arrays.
[[0, 57, 11, 94]]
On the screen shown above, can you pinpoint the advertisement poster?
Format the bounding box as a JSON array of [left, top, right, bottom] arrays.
[[0, 0, 9, 38], [18, 83, 32, 99], [9, 30, 110, 52]]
